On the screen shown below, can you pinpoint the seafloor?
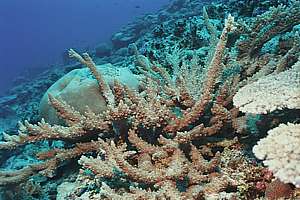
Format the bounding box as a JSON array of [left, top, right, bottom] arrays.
[[0, 0, 299, 199]]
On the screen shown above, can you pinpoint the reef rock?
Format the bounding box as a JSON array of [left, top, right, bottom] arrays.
[[95, 43, 112, 58], [40, 63, 140, 124]]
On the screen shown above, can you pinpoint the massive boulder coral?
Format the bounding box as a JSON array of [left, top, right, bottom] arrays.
[[40, 63, 140, 124]]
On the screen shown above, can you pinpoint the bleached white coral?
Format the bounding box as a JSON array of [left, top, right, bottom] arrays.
[[253, 123, 300, 187], [233, 61, 300, 114]]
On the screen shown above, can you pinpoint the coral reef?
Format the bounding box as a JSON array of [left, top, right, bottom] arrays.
[[233, 60, 300, 114], [234, 54, 300, 189], [0, 0, 299, 199], [265, 179, 294, 200], [253, 123, 300, 187], [39, 63, 140, 124]]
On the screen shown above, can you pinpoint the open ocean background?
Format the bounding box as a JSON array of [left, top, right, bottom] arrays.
[[0, 0, 170, 96]]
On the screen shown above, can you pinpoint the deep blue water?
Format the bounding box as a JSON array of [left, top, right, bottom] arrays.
[[0, 0, 170, 96]]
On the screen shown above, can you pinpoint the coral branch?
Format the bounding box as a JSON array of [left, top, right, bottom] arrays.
[[164, 14, 235, 133], [68, 49, 115, 106]]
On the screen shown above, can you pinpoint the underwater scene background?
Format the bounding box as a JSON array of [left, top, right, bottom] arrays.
[[0, 0, 299, 199], [0, 0, 170, 96]]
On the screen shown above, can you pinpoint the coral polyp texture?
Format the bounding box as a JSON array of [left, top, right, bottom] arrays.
[[253, 123, 300, 188], [233, 60, 300, 114], [0, 0, 300, 199]]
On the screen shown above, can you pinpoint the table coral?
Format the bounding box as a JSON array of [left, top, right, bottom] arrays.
[[233, 60, 300, 114]]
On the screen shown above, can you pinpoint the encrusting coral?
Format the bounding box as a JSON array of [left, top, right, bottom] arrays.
[[0, 1, 300, 199]]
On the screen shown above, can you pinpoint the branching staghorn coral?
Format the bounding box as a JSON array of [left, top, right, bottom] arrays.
[[229, 1, 300, 93], [226, 3, 300, 145], [68, 49, 115, 107], [0, 140, 104, 186], [237, 1, 300, 58], [163, 14, 235, 133], [0, 14, 239, 198], [78, 134, 226, 199]]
